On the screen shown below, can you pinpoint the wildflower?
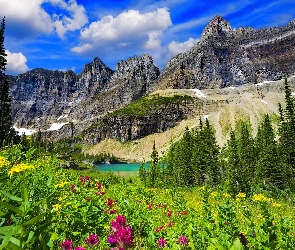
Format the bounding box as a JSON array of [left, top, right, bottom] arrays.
[[155, 228, 159, 233], [157, 238, 166, 248], [109, 209, 117, 214], [85, 196, 91, 202], [107, 197, 114, 207], [252, 193, 269, 202], [53, 204, 62, 211], [108, 215, 133, 249], [148, 203, 153, 210], [167, 210, 172, 218], [199, 186, 205, 191], [223, 193, 231, 198], [8, 163, 35, 177], [75, 247, 86, 250], [0, 155, 9, 168], [178, 235, 188, 246], [236, 192, 246, 201], [168, 221, 173, 227], [273, 203, 282, 207], [85, 234, 98, 247], [54, 181, 69, 188], [210, 191, 218, 197], [60, 239, 73, 250]]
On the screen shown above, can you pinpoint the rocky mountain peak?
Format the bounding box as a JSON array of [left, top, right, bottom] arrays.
[[202, 15, 231, 37], [80, 57, 114, 84], [111, 54, 160, 82]]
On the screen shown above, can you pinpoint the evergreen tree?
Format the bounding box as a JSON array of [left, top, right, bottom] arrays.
[[255, 114, 281, 186], [226, 130, 242, 193], [0, 17, 18, 147], [278, 77, 295, 187], [238, 123, 255, 185], [146, 141, 160, 187]]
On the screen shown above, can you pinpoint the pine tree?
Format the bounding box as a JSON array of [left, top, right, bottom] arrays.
[[226, 130, 241, 193], [0, 17, 18, 147], [146, 141, 160, 187], [238, 123, 255, 185], [255, 114, 281, 187], [278, 77, 295, 187]]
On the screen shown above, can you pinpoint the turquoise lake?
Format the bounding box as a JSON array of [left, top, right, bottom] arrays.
[[94, 163, 149, 176]]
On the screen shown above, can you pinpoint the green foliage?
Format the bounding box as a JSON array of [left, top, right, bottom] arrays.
[[107, 94, 194, 117], [0, 17, 19, 147], [277, 77, 295, 188], [163, 118, 220, 187]]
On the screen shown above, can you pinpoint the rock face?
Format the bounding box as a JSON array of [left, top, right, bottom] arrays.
[[8, 16, 295, 143], [82, 95, 198, 144], [10, 54, 160, 133], [156, 16, 295, 89]]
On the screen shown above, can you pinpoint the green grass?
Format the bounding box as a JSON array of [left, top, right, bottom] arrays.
[[107, 94, 194, 117]]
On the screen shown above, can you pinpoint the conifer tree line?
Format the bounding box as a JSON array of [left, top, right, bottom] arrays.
[[140, 78, 295, 193], [0, 17, 19, 147]]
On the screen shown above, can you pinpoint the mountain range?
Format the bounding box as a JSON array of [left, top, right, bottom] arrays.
[[9, 16, 295, 154]]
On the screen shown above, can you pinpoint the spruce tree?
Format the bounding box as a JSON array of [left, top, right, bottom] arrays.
[[255, 114, 281, 187], [278, 77, 295, 187], [0, 17, 18, 147]]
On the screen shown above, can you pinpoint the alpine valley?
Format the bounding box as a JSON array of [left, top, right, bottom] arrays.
[[9, 16, 295, 161]]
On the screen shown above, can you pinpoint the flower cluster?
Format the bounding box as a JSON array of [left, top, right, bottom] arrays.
[[79, 176, 89, 185], [108, 215, 133, 250], [155, 220, 173, 233], [8, 163, 35, 177], [252, 193, 270, 202], [0, 155, 9, 168], [60, 234, 98, 250], [236, 192, 246, 201], [178, 235, 189, 246], [54, 180, 70, 188]]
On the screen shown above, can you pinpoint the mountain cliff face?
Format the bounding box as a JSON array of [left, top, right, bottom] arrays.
[[156, 16, 295, 89], [9, 16, 295, 143], [10, 54, 160, 132]]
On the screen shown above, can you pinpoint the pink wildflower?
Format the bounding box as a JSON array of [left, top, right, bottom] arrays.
[[157, 238, 166, 248], [60, 239, 73, 250], [178, 235, 188, 246], [85, 234, 99, 247]]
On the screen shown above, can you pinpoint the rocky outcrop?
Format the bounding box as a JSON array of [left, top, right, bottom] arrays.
[[156, 16, 295, 89], [10, 54, 160, 133], [82, 95, 199, 144]]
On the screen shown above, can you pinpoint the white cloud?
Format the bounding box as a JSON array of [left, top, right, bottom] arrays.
[[72, 8, 172, 54], [168, 37, 198, 55], [5, 50, 29, 75], [0, 0, 87, 38]]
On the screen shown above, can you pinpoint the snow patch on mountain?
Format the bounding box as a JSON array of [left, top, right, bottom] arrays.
[[47, 123, 68, 131], [190, 89, 206, 98], [13, 126, 37, 136]]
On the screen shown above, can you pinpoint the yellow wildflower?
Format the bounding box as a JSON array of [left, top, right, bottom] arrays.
[[210, 191, 218, 197], [236, 192, 246, 198], [199, 186, 205, 191], [273, 203, 282, 207], [252, 193, 269, 202], [53, 204, 62, 211], [58, 195, 67, 201], [54, 181, 69, 188], [0, 156, 9, 168], [223, 193, 231, 198], [8, 163, 35, 177]]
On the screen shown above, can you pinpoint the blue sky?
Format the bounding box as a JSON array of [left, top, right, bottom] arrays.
[[1, 0, 295, 75]]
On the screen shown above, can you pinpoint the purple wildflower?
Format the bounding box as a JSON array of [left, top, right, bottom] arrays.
[[178, 235, 188, 246], [158, 238, 166, 248], [60, 239, 73, 250], [85, 234, 99, 247], [75, 247, 86, 250]]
